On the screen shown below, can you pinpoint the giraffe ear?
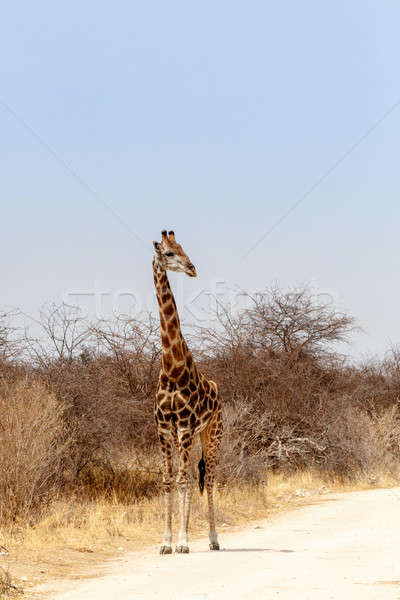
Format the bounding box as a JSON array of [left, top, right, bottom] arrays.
[[153, 241, 161, 252]]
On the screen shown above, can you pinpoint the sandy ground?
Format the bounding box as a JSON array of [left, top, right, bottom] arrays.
[[36, 487, 400, 600]]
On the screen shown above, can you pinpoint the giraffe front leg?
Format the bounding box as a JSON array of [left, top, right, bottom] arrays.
[[159, 434, 173, 555], [175, 430, 194, 553]]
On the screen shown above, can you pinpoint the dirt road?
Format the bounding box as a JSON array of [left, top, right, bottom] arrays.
[[39, 488, 400, 599]]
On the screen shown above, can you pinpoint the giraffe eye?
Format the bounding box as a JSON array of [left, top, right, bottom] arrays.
[[165, 251, 174, 257]]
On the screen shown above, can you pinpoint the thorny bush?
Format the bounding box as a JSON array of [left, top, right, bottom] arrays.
[[0, 287, 400, 525]]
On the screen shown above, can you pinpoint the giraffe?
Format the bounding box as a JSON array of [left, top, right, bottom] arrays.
[[153, 230, 223, 555]]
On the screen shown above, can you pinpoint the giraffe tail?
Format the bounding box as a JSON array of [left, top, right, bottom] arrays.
[[198, 453, 206, 495]]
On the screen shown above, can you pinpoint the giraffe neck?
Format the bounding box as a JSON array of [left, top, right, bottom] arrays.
[[153, 258, 192, 379]]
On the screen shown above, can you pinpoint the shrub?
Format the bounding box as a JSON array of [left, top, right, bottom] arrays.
[[1, 287, 400, 526], [0, 379, 70, 525]]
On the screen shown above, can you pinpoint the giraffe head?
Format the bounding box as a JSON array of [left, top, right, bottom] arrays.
[[153, 230, 197, 277]]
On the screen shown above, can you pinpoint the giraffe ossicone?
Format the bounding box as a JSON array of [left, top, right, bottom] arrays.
[[153, 229, 223, 554]]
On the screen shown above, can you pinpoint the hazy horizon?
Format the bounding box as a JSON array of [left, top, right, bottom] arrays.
[[2, 1, 400, 361]]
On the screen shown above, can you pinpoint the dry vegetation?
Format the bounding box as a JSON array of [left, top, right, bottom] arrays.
[[1, 286, 400, 591], [0, 566, 22, 599]]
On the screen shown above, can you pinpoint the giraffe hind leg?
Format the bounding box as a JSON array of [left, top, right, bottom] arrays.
[[201, 408, 223, 551]]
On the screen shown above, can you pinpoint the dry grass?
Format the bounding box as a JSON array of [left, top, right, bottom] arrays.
[[0, 565, 23, 598], [1, 466, 399, 597], [1, 293, 400, 595], [0, 379, 71, 526]]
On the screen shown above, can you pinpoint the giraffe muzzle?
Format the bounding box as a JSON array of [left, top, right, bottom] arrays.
[[186, 263, 197, 277]]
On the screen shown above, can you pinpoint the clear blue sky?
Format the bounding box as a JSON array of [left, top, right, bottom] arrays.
[[1, 1, 399, 359]]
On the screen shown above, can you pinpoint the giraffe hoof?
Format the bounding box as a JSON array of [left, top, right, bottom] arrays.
[[160, 545, 172, 555], [209, 542, 220, 551], [175, 545, 190, 554]]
